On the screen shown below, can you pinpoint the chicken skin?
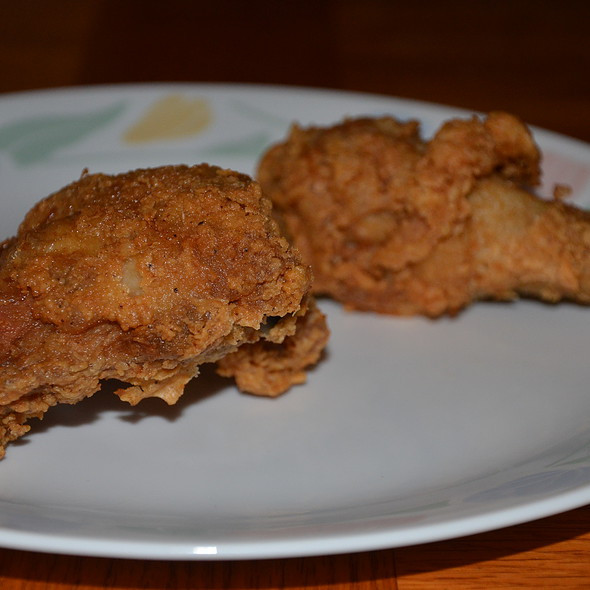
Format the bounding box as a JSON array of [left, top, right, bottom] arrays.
[[0, 164, 329, 458], [377, 175, 590, 315], [258, 112, 590, 316]]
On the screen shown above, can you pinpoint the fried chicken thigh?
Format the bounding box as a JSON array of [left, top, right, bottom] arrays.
[[258, 112, 590, 316], [0, 164, 328, 458]]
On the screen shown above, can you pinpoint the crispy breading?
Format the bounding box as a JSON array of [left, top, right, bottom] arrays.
[[362, 175, 590, 315], [217, 297, 328, 395], [258, 112, 590, 315], [0, 164, 329, 458]]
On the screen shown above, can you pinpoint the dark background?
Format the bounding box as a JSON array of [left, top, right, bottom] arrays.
[[1, 0, 589, 140]]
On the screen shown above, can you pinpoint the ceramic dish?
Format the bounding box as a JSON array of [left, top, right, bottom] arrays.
[[0, 84, 589, 559]]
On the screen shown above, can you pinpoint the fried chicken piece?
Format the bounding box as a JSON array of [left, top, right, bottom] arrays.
[[0, 164, 329, 458], [217, 296, 329, 395], [258, 112, 587, 315], [378, 176, 590, 315]]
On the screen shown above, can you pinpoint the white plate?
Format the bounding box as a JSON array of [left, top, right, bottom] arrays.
[[1, 83, 590, 560]]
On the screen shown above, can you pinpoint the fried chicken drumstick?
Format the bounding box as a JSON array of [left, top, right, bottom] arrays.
[[0, 164, 329, 458], [258, 112, 590, 316]]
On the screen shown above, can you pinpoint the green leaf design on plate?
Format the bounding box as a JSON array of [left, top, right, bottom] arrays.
[[229, 99, 290, 128], [0, 101, 126, 166], [201, 132, 273, 159]]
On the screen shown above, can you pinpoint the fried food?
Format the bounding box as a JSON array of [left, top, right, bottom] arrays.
[[0, 164, 329, 458], [258, 112, 590, 315], [387, 175, 590, 314]]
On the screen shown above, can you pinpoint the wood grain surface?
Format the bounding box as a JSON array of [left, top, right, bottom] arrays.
[[1, 1, 590, 588]]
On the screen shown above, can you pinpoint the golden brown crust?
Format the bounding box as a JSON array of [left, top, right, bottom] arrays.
[[0, 164, 329, 458], [258, 112, 552, 316], [216, 295, 329, 396]]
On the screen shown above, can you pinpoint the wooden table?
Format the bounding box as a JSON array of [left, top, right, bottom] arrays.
[[1, 1, 590, 588]]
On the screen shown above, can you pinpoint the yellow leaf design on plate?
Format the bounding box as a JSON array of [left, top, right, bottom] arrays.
[[123, 95, 212, 143]]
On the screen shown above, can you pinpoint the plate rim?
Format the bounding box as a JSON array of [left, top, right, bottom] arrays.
[[1, 82, 590, 560]]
